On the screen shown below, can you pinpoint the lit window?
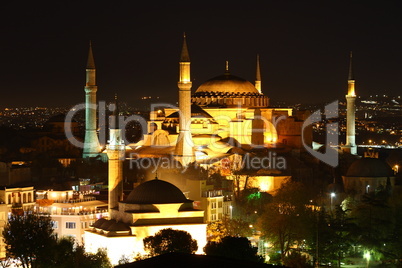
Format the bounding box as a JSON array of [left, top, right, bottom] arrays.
[[52, 221, 58, 229], [66, 222, 76, 229]]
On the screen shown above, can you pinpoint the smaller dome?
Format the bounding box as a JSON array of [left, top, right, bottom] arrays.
[[99, 219, 115, 230], [125, 179, 191, 204], [92, 218, 107, 228], [346, 158, 394, 177], [106, 221, 130, 232]]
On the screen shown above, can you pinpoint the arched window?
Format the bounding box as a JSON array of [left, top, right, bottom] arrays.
[[8, 195, 11, 204], [23, 193, 27, 203], [28, 193, 32, 203]]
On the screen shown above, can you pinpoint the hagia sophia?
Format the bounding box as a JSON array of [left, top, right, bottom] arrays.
[[75, 35, 398, 264]]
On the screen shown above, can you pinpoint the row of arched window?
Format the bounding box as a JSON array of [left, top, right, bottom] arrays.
[[7, 192, 33, 204]]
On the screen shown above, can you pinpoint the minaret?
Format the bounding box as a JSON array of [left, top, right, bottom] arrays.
[[106, 95, 125, 215], [345, 51, 357, 155], [255, 54, 262, 94], [83, 41, 101, 158], [174, 33, 195, 166]]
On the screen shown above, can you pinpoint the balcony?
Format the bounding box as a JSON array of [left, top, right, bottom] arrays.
[[51, 196, 96, 204]]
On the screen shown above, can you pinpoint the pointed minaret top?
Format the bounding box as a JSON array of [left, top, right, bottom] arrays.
[[348, 51, 354, 80], [87, 41, 95, 69], [110, 93, 119, 129], [225, 60, 230, 74], [180, 33, 190, 62], [113, 93, 118, 116], [256, 54, 261, 81]]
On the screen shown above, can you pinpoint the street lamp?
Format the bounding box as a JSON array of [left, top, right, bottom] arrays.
[[366, 185, 370, 193], [330, 193, 336, 212], [364, 251, 370, 268]]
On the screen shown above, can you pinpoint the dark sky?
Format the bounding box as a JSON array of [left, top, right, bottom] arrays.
[[0, 1, 401, 108]]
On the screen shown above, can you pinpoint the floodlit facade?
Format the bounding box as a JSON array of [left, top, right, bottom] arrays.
[[0, 186, 36, 258], [35, 189, 108, 244]]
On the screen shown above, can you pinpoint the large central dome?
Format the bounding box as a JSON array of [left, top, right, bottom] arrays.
[[192, 71, 269, 108], [195, 73, 259, 94]]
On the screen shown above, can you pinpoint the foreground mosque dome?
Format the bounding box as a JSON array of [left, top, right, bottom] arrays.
[[125, 179, 191, 204]]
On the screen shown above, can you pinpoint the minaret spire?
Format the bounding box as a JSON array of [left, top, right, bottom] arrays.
[[87, 41, 95, 69], [110, 93, 119, 129], [255, 54, 262, 94], [83, 41, 101, 159], [347, 51, 355, 96], [175, 33, 195, 166], [180, 32, 190, 62], [348, 51, 353, 81]]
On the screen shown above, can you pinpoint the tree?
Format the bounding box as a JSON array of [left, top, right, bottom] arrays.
[[224, 217, 253, 238], [41, 236, 112, 268], [307, 206, 355, 268], [207, 221, 228, 242], [257, 179, 314, 263], [204, 236, 263, 263], [143, 228, 198, 256], [349, 190, 393, 256], [2, 212, 56, 268], [3, 213, 112, 268]]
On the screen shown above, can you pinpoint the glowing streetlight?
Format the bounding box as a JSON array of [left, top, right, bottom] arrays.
[[364, 251, 370, 268], [366, 185, 370, 193], [330, 192, 336, 212]]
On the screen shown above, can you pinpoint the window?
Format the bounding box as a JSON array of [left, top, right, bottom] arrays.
[[52, 221, 58, 229], [66, 222, 76, 229], [82, 222, 89, 229]]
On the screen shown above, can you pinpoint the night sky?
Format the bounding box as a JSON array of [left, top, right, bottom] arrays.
[[0, 1, 401, 108]]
